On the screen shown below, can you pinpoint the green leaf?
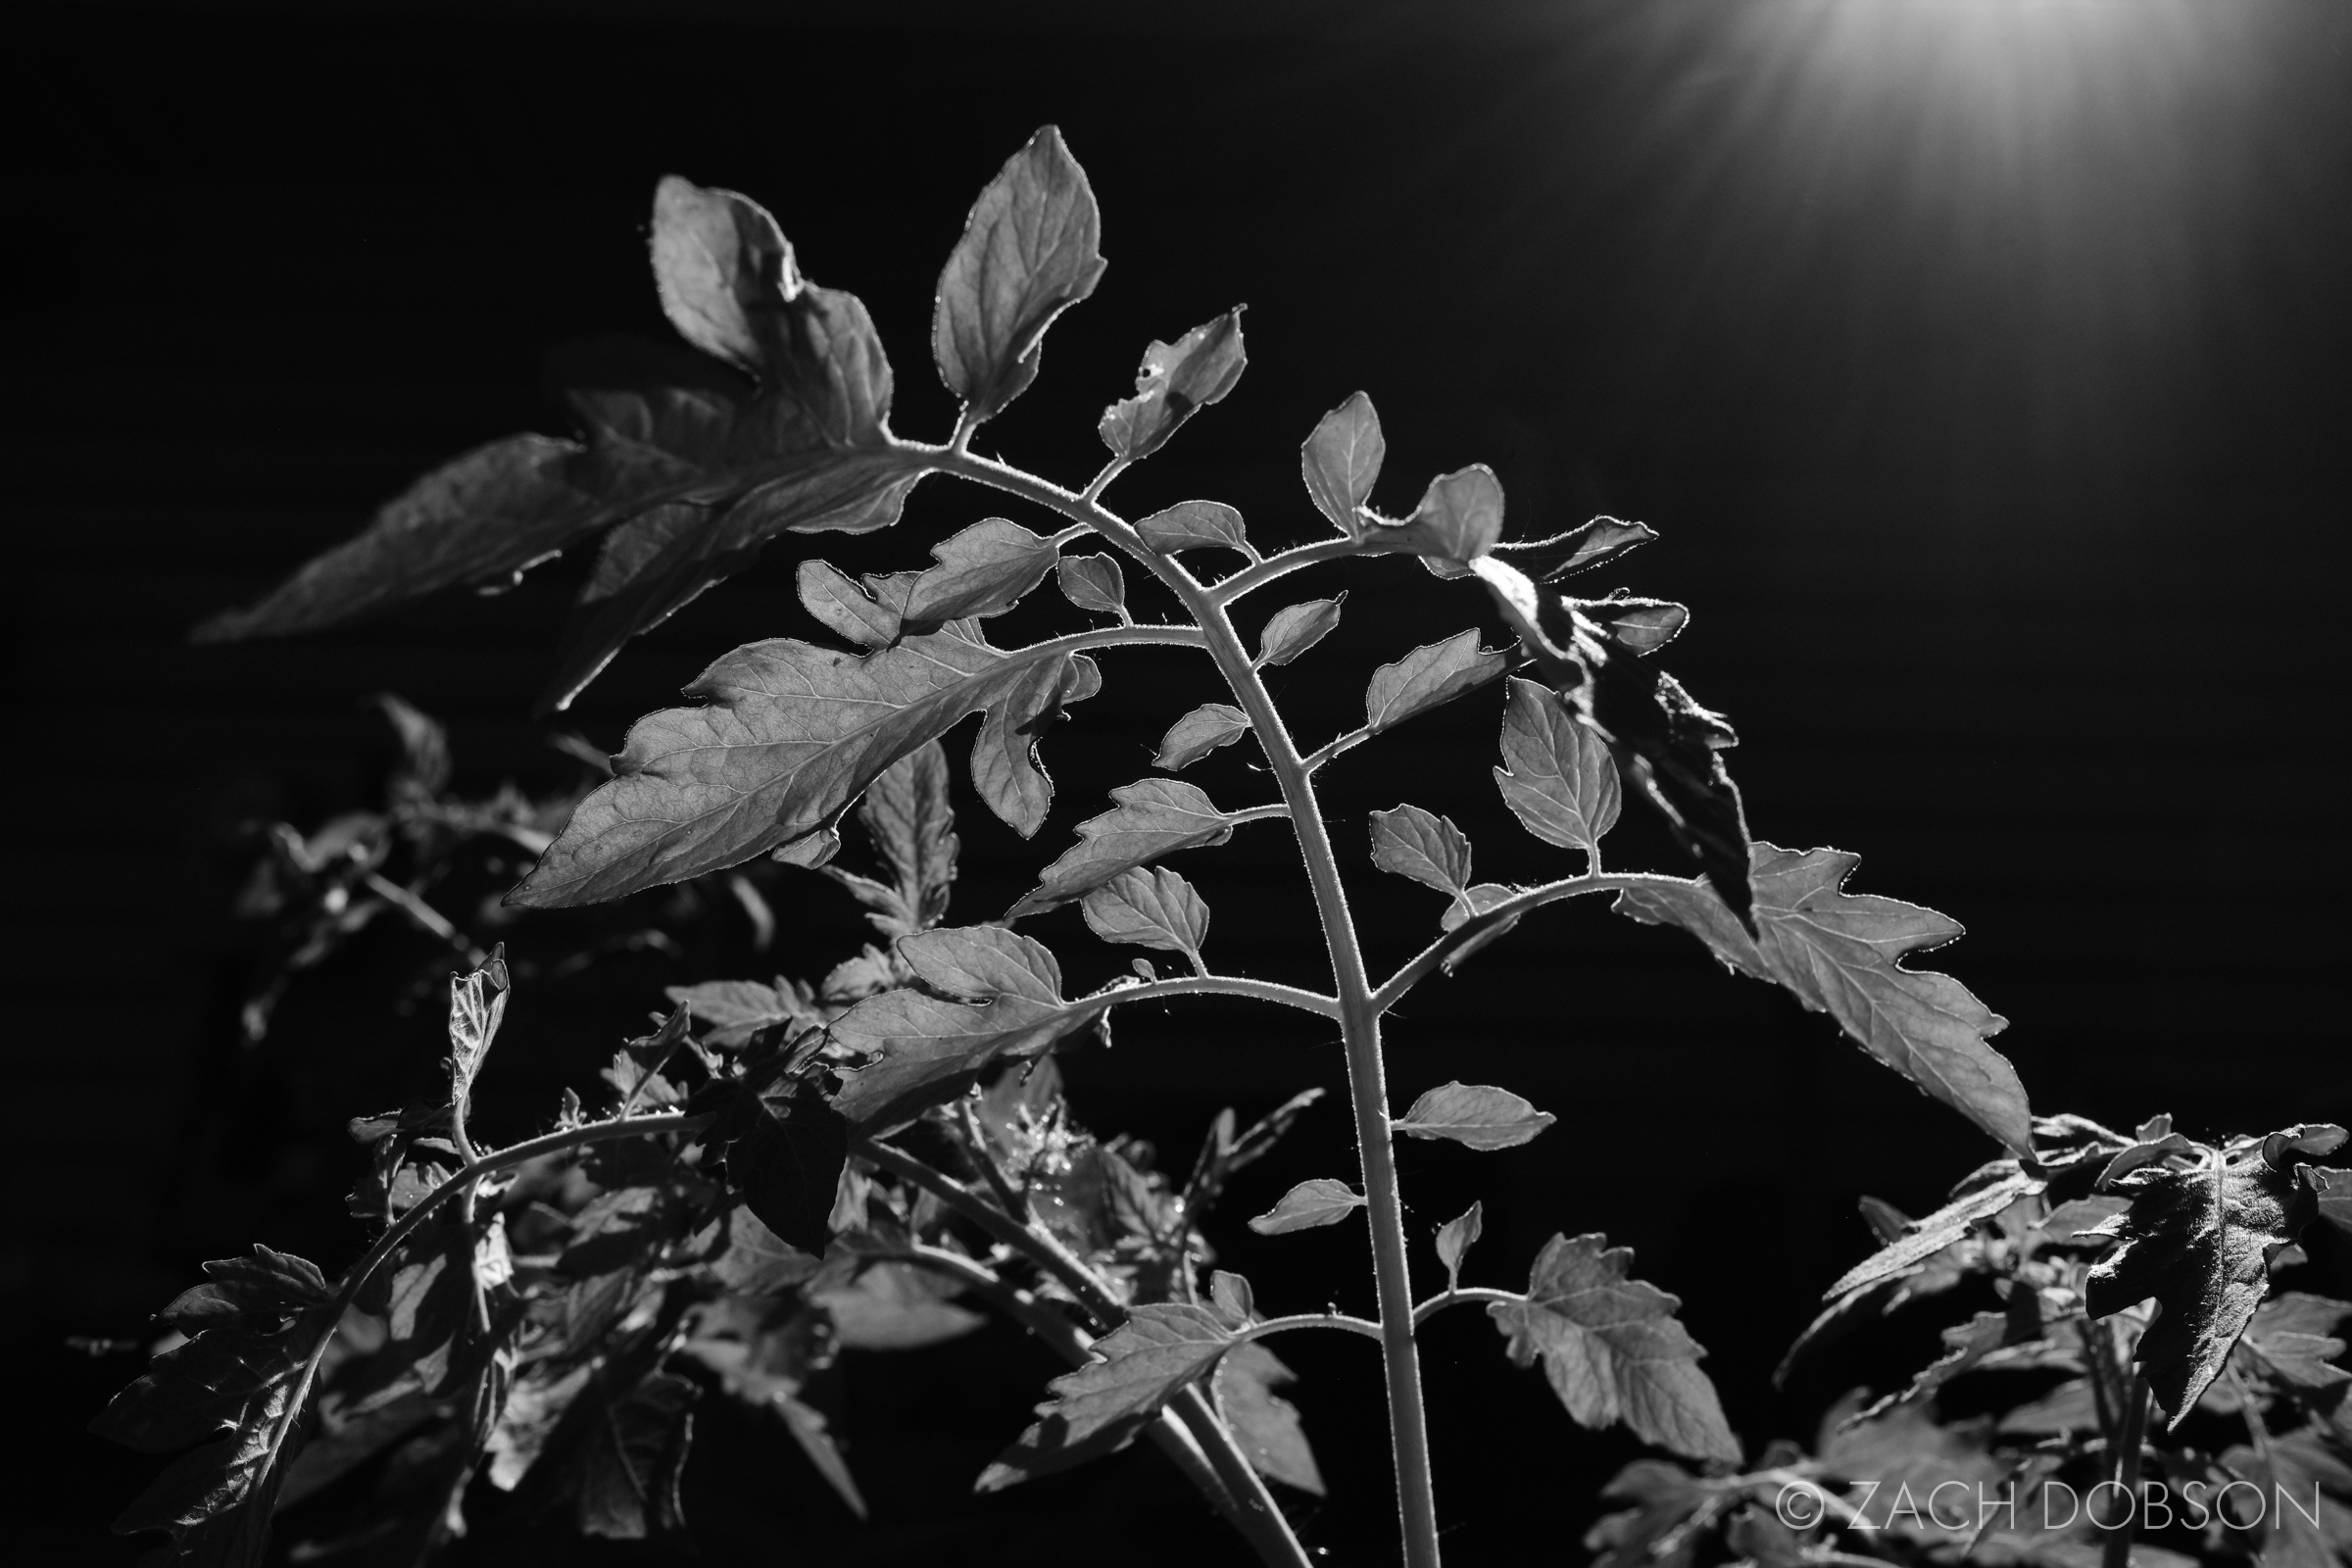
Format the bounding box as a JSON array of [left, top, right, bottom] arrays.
[[1494, 676, 1621, 856], [978, 1303, 1242, 1490], [1300, 391, 1384, 536], [847, 739, 959, 936], [900, 517, 1059, 623], [1009, 779, 1247, 918], [2086, 1127, 2345, 1424], [1616, 844, 2031, 1154], [1363, 464, 1504, 570], [649, 175, 799, 375], [933, 125, 1106, 425], [1215, 1343, 1325, 1495], [1437, 1201, 1484, 1291], [446, 954, 510, 1103], [1488, 1233, 1740, 1464], [1494, 515, 1656, 583], [510, 625, 1095, 906], [1395, 1082, 1556, 1151], [828, 926, 1110, 1130], [1099, 309, 1248, 462], [1155, 704, 1250, 770], [1364, 629, 1508, 735], [1056, 554, 1126, 616], [1248, 1179, 1366, 1235], [1822, 1165, 2042, 1299], [1136, 499, 1250, 558], [1370, 804, 1473, 898], [1256, 594, 1345, 667], [1082, 866, 1209, 960]]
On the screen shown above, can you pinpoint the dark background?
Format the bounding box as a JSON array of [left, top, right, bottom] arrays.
[[8, 1, 2350, 1562]]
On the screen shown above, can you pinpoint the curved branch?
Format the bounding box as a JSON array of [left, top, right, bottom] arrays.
[[1371, 870, 1703, 1013], [1088, 971, 1340, 1021], [1206, 537, 1366, 606], [1409, 1287, 1522, 1328], [1240, 1311, 1385, 1344]]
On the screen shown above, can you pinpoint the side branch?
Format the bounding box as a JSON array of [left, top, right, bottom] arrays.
[[1409, 1287, 1522, 1328], [1089, 972, 1342, 1021], [1372, 871, 1703, 1012], [1206, 538, 1366, 606]]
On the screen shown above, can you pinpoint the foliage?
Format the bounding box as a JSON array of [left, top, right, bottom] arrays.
[[102, 125, 2349, 1568]]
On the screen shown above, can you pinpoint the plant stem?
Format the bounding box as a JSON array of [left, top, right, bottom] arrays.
[[1409, 1287, 1523, 1327], [939, 445, 1449, 1568], [2100, 1368, 2151, 1568], [1372, 869, 1703, 1010]]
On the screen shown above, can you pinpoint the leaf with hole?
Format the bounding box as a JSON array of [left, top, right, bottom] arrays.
[[1364, 629, 1507, 735], [1136, 499, 1250, 558], [1300, 391, 1384, 536], [1616, 844, 2031, 1155], [978, 1303, 1243, 1489], [1494, 676, 1620, 855], [1488, 1233, 1740, 1464], [1009, 779, 1249, 917], [1395, 1082, 1556, 1152], [1249, 1179, 1366, 1235], [1155, 704, 1250, 770], [933, 125, 1106, 424], [1099, 309, 1247, 462], [1369, 805, 1472, 899], [510, 625, 1098, 906], [1257, 595, 1345, 667], [1082, 867, 1209, 960], [1057, 554, 1126, 615]]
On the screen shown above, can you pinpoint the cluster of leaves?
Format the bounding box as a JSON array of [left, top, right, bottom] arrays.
[[1587, 1115, 2352, 1568]]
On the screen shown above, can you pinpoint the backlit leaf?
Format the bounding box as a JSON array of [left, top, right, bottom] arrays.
[[899, 517, 1059, 623], [1216, 1344, 1324, 1495], [847, 740, 959, 936], [933, 125, 1106, 424], [1155, 704, 1250, 770], [1395, 1082, 1556, 1151], [829, 926, 1109, 1130], [1256, 595, 1345, 668], [970, 650, 1097, 839], [1488, 1232, 1740, 1464], [1248, 1179, 1366, 1235], [798, 559, 903, 648], [1437, 1202, 1484, 1291], [1362, 464, 1504, 571], [1136, 499, 1250, 558], [447, 955, 511, 1103], [1493, 515, 1657, 583], [2085, 1127, 2345, 1424], [978, 1303, 1242, 1489], [1300, 391, 1384, 536], [1363, 629, 1507, 735], [510, 625, 1096, 906], [1082, 866, 1209, 959], [1494, 676, 1620, 855], [1370, 805, 1472, 898], [1822, 1166, 2042, 1299], [649, 175, 798, 375], [1099, 309, 1247, 463], [1616, 844, 2031, 1154], [1057, 554, 1126, 615], [663, 978, 816, 1049], [816, 1262, 986, 1350], [1009, 779, 1247, 917]]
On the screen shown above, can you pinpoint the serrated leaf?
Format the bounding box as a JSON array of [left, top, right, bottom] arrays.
[[649, 175, 799, 375], [1256, 595, 1345, 668], [1364, 629, 1507, 735], [1823, 1166, 2042, 1299], [1370, 804, 1472, 898], [1437, 1202, 1484, 1291], [1494, 675, 1620, 855], [1583, 1458, 1713, 1568], [978, 1303, 1241, 1490], [1155, 704, 1250, 770], [1248, 1179, 1366, 1235], [899, 517, 1059, 623], [970, 649, 1096, 839], [1216, 1343, 1324, 1495], [798, 558, 901, 648], [1494, 515, 1657, 582], [1362, 464, 1504, 570], [1099, 309, 1247, 462], [853, 740, 958, 936], [933, 125, 1106, 424], [511, 624, 1095, 906], [816, 1262, 986, 1350], [1616, 844, 2031, 1154], [1082, 867, 1209, 959], [828, 926, 1109, 1130], [2086, 1130, 2343, 1424], [1395, 1082, 1556, 1151], [1009, 779, 1246, 918], [1057, 554, 1126, 615], [666, 978, 816, 1049], [1488, 1233, 1740, 1464], [1300, 391, 1384, 535], [1136, 499, 1250, 558]]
